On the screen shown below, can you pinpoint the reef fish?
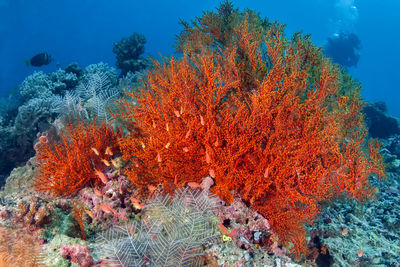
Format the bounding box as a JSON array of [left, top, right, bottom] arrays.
[[94, 169, 108, 184], [25, 52, 53, 67]]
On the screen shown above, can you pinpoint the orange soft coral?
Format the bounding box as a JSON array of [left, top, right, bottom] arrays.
[[115, 17, 384, 254], [34, 119, 121, 197]]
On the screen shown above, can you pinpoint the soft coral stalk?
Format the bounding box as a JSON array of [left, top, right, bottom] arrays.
[[34, 119, 121, 196]]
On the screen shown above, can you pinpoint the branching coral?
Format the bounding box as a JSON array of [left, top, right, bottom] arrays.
[[114, 3, 384, 255], [34, 119, 121, 196]]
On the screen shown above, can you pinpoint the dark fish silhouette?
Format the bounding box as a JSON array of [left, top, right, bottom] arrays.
[[25, 52, 53, 67]]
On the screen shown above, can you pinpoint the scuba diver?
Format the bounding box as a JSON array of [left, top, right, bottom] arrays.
[[324, 32, 361, 68]]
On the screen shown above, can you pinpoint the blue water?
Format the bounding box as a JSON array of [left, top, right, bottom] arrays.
[[0, 0, 399, 116]]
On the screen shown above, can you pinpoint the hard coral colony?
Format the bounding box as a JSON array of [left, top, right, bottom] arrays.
[[28, 1, 385, 261]]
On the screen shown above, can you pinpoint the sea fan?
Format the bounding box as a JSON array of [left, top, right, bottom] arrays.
[[96, 187, 219, 267], [34, 118, 121, 196]]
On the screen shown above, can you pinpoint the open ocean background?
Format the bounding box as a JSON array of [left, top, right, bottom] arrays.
[[0, 0, 399, 117]]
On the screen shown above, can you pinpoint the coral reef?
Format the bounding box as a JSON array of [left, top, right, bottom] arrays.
[[15, 97, 55, 134], [114, 3, 384, 254], [0, 227, 45, 267], [83, 62, 118, 88], [75, 72, 119, 123], [96, 187, 219, 266], [118, 69, 147, 94], [213, 197, 272, 250], [78, 171, 135, 231], [0, 62, 120, 184], [60, 243, 94, 267], [53, 62, 119, 123], [310, 176, 400, 266], [0, 83, 57, 184], [363, 101, 400, 139], [113, 33, 150, 77], [18, 71, 57, 100], [0, 2, 395, 266], [64, 62, 84, 78], [42, 234, 91, 267], [0, 159, 36, 200], [307, 135, 400, 266], [34, 119, 121, 196], [14, 196, 53, 230]]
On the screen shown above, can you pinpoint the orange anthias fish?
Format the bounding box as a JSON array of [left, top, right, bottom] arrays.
[[156, 152, 162, 163], [187, 182, 201, 189], [94, 189, 103, 197], [101, 159, 111, 167], [130, 196, 140, 203], [85, 209, 94, 219], [99, 204, 113, 214], [185, 129, 191, 139], [148, 185, 157, 194], [130, 196, 144, 210], [132, 202, 144, 210], [105, 146, 113, 156], [91, 147, 100, 156], [205, 150, 211, 164], [209, 169, 215, 178], [341, 228, 349, 236], [200, 115, 205, 125], [218, 223, 230, 235], [358, 248, 363, 257], [94, 169, 107, 184], [111, 159, 119, 168]]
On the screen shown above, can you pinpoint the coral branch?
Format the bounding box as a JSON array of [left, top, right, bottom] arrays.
[[34, 119, 121, 196]]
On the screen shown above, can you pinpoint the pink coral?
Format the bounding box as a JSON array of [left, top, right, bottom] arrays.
[[78, 172, 135, 229], [214, 196, 275, 251], [60, 244, 94, 267], [200, 176, 215, 192]]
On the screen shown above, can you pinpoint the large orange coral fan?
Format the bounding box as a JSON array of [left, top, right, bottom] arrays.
[[34, 119, 121, 196], [115, 17, 384, 254]]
